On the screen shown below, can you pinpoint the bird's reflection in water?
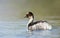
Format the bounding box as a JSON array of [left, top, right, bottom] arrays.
[[26, 30, 52, 38]]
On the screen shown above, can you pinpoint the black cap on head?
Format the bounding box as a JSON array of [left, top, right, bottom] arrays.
[[28, 12, 33, 16], [24, 12, 34, 18]]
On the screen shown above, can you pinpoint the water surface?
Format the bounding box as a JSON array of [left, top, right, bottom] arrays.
[[0, 19, 60, 38], [0, 0, 60, 38]]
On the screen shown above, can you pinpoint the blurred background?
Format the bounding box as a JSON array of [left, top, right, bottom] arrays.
[[0, 0, 60, 21], [0, 0, 60, 38]]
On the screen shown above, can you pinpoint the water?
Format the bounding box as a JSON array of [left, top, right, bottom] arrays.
[[0, 0, 60, 38], [0, 19, 60, 38]]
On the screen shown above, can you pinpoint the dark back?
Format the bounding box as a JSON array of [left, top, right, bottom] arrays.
[[28, 20, 48, 27]]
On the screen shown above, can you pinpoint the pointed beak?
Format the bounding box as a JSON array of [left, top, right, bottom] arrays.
[[24, 14, 28, 18], [24, 15, 27, 18]]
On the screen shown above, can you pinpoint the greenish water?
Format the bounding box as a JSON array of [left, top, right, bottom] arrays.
[[0, 0, 60, 38]]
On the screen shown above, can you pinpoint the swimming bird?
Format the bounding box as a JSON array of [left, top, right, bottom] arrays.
[[24, 12, 52, 31]]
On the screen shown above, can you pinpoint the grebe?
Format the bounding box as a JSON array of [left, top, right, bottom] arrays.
[[24, 12, 52, 31]]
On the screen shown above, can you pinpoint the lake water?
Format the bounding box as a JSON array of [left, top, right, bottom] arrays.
[[0, 19, 60, 38], [0, 0, 60, 38]]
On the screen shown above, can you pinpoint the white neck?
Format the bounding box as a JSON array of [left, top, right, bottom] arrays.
[[27, 16, 34, 25]]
